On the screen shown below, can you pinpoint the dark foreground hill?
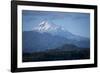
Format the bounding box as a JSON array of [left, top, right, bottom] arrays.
[[23, 44, 90, 62]]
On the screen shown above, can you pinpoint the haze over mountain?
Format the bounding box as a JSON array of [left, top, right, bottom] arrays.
[[22, 10, 90, 38], [23, 20, 90, 53]]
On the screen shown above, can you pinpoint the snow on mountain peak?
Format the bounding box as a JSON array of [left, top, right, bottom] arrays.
[[33, 20, 62, 33]]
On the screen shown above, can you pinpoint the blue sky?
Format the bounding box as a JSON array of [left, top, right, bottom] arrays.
[[22, 10, 90, 38]]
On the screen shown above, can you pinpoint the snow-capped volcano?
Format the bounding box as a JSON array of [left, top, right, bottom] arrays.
[[32, 20, 90, 48], [32, 20, 77, 39], [33, 21, 64, 33]]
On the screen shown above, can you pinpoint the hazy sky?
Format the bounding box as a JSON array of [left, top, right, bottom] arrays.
[[22, 10, 90, 38]]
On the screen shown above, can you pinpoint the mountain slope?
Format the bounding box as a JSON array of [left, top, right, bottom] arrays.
[[22, 31, 69, 53]]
